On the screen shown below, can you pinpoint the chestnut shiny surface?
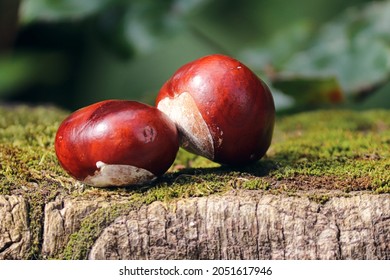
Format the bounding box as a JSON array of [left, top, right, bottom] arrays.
[[156, 54, 275, 165], [55, 100, 179, 182]]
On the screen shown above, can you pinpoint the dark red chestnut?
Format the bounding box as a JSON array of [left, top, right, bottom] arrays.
[[156, 54, 275, 166], [55, 100, 179, 187]]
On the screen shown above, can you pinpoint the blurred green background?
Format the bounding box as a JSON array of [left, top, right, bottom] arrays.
[[0, 0, 389, 113]]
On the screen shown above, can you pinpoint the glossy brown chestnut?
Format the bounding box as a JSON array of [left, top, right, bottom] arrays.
[[55, 100, 179, 187], [156, 54, 275, 166]]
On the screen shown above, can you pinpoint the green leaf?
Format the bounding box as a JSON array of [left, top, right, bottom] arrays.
[[93, 0, 213, 55], [272, 75, 344, 106], [357, 81, 390, 110], [282, 1, 390, 96], [21, 0, 111, 22], [122, 1, 181, 54], [239, 21, 313, 71], [121, 0, 209, 54]]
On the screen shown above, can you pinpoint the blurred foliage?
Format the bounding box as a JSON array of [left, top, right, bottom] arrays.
[[0, 52, 68, 93], [0, 0, 389, 112], [281, 1, 390, 96], [21, 0, 112, 22]]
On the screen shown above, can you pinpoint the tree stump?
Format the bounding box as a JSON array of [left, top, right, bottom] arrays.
[[0, 105, 389, 259]]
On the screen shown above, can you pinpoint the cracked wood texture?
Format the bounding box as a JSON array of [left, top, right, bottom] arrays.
[[31, 191, 389, 260], [0, 195, 31, 259]]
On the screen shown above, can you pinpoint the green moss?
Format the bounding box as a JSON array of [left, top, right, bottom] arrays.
[[307, 194, 331, 205], [0, 105, 77, 259], [267, 110, 389, 192], [60, 200, 136, 259], [170, 148, 220, 170], [0, 105, 75, 192], [375, 185, 390, 194], [236, 178, 270, 190], [1, 105, 389, 259]]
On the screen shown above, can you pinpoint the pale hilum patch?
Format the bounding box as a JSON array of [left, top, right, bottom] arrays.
[[84, 161, 156, 187], [157, 92, 214, 160]]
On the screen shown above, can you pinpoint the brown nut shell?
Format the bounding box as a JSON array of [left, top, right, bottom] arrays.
[[156, 54, 275, 166], [55, 100, 179, 186]]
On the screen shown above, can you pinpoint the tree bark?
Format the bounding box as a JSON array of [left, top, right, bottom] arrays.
[[0, 195, 31, 259], [88, 192, 390, 260], [2, 191, 388, 259]]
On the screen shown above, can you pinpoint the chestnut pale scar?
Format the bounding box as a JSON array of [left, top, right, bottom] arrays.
[[157, 92, 214, 160], [84, 161, 156, 187]]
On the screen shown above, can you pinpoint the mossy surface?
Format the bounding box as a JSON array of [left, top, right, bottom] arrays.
[[1, 104, 389, 259]]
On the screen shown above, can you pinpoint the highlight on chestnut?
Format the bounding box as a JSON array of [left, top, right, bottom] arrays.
[[55, 100, 179, 187], [156, 54, 275, 166]]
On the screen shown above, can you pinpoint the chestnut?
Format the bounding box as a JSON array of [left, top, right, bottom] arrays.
[[55, 100, 179, 187], [156, 54, 275, 166]]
